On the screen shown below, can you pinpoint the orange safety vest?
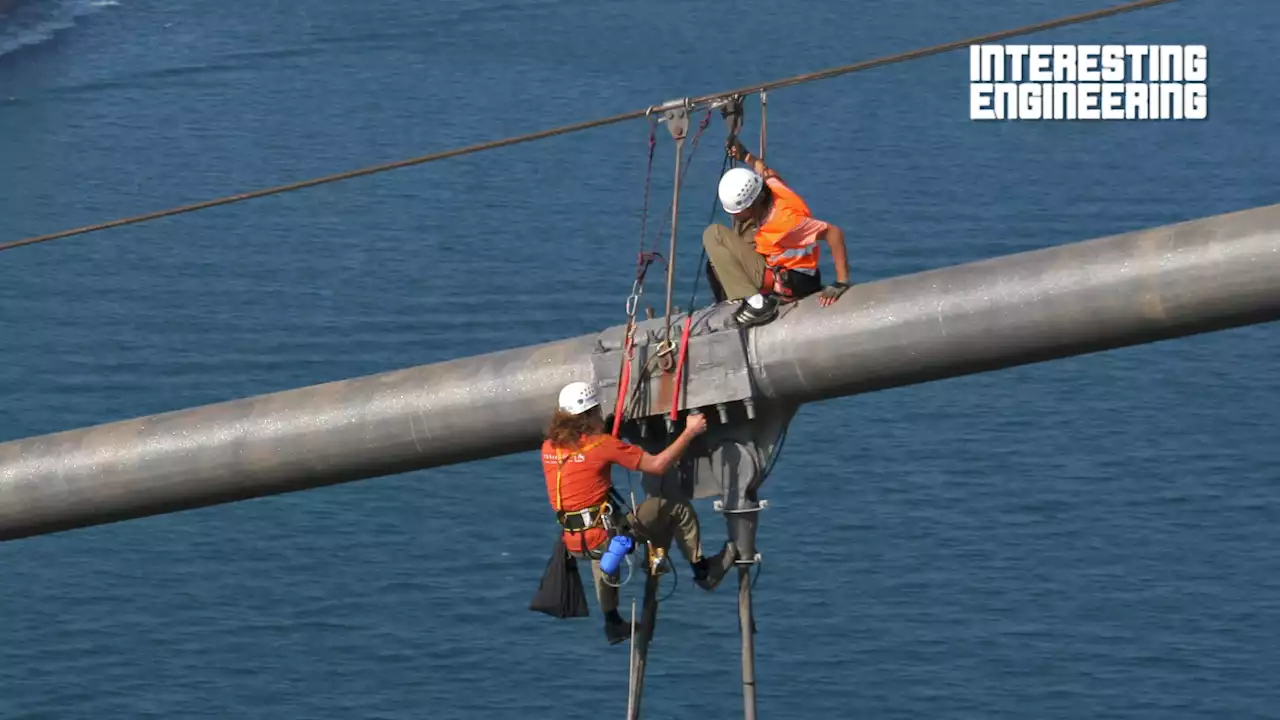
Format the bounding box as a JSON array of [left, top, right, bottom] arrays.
[[752, 176, 829, 275]]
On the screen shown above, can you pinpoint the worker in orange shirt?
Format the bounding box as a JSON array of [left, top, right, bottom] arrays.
[[703, 138, 852, 327], [542, 381, 737, 645]]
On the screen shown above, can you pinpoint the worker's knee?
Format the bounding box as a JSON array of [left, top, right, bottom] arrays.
[[702, 223, 730, 249], [676, 501, 700, 527], [657, 498, 698, 527]]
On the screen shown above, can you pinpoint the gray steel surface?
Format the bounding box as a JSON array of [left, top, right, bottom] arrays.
[[2, 203, 1279, 541]]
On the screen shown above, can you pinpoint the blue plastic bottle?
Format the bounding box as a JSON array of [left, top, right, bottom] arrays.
[[599, 535, 634, 576]]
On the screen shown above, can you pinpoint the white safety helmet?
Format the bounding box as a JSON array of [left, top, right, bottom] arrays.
[[558, 381, 600, 415], [718, 167, 764, 214]]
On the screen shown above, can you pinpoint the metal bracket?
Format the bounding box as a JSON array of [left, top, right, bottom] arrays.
[[591, 303, 754, 426], [758, 89, 767, 161], [648, 96, 689, 116], [663, 106, 689, 141], [697, 401, 793, 562], [720, 94, 745, 139], [606, 317, 790, 720], [714, 499, 769, 513], [619, 396, 794, 563]]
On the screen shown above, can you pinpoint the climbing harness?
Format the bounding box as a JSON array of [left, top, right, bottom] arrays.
[[601, 541, 638, 589], [550, 437, 644, 590], [551, 438, 614, 547], [549, 434, 671, 593]]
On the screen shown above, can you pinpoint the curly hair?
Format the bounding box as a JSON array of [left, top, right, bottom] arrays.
[[546, 408, 605, 449]]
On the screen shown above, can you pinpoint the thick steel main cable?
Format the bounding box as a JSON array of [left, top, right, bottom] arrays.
[[0, 0, 1176, 254]]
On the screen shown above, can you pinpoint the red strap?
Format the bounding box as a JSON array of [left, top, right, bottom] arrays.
[[761, 267, 794, 298], [611, 335, 632, 438], [669, 315, 693, 421]]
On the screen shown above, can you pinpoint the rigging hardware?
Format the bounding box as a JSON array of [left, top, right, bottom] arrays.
[[0, 0, 1177, 254]]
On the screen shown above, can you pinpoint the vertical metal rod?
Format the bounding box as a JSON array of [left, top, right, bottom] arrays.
[[738, 565, 757, 720], [759, 90, 767, 161], [627, 598, 638, 720], [665, 133, 685, 345], [626, 570, 663, 720]]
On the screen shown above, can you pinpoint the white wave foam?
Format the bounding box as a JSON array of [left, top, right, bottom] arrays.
[[0, 0, 120, 59]]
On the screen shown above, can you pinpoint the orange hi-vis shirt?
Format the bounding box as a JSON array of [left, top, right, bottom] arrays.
[[542, 434, 644, 554], [752, 176, 830, 274]]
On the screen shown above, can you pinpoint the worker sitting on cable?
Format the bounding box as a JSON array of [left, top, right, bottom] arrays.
[[702, 138, 851, 327], [541, 381, 737, 645]]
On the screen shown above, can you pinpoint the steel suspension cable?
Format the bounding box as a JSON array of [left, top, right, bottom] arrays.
[[0, 0, 1176, 254]]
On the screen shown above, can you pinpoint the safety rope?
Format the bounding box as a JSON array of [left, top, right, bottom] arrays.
[[660, 560, 679, 602], [638, 117, 658, 263], [0, 0, 1175, 254], [686, 91, 743, 312], [612, 119, 661, 437], [668, 96, 747, 419], [612, 108, 712, 434], [686, 152, 732, 313], [601, 551, 637, 589]]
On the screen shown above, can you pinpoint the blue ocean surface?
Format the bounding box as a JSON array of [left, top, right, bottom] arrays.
[[2, 0, 1278, 717]]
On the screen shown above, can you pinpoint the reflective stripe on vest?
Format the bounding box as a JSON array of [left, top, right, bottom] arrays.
[[753, 179, 826, 272], [774, 245, 817, 262]]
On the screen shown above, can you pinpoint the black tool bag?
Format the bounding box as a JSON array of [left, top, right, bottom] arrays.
[[529, 535, 590, 619]]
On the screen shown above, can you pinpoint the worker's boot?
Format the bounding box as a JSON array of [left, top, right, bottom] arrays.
[[733, 294, 779, 328], [604, 610, 634, 645], [691, 541, 738, 591]]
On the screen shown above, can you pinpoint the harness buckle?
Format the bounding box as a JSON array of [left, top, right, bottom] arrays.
[[762, 266, 793, 298], [557, 501, 615, 533]]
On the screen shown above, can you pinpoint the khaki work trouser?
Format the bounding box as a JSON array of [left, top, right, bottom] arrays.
[[702, 222, 767, 301], [568, 496, 703, 615]]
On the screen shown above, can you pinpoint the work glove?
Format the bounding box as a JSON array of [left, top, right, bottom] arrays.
[[819, 282, 850, 307]]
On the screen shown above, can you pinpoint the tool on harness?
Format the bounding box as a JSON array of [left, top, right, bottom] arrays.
[[559, 487, 633, 532], [649, 545, 669, 576], [761, 265, 823, 300], [600, 534, 635, 577], [555, 501, 613, 532]]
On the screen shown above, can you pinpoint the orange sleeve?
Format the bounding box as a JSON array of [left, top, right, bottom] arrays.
[[765, 176, 812, 216], [601, 435, 644, 472]]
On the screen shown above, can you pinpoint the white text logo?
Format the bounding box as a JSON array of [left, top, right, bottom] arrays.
[[969, 44, 1207, 121]]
